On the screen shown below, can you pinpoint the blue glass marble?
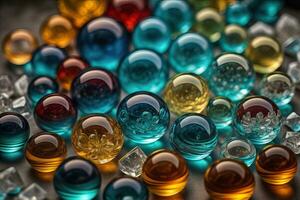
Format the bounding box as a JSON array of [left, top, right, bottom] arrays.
[[103, 177, 148, 200], [207, 97, 233, 129], [71, 68, 120, 115], [133, 17, 171, 54], [117, 91, 170, 144], [168, 33, 213, 75], [154, 0, 193, 35], [77, 17, 129, 71], [209, 53, 255, 102], [30, 45, 67, 78], [0, 112, 29, 153], [54, 157, 101, 200], [170, 113, 218, 160], [118, 49, 168, 94], [254, 0, 283, 24], [225, 2, 251, 26], [27, 76, 59, 105]]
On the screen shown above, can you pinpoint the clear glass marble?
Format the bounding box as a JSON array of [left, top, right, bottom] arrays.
[[14, 75, 29, 97], [16, 183, 47, 200], [0, 75, 14, 97], [285, 112, 300, 132], [275, 14, 300, 43], [225, 2, 251, 26], [287, 62, 300, 84], [248, 22, 275, 37], [282, 132, 300, 154], [0, 167, 24, 195]]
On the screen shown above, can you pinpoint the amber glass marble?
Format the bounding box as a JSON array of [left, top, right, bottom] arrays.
[[142, 149, 189, 196], [25, 133, 67, 173], [256, 145, 297, 185], [245, 36, 283, 74], [40, 15, 75, 48], [58, 0, 107, 27], [204, 159, 255, 200], [72, 114, 124, 165], [163, 73, 209, 115], [2, 29, 38, 65]]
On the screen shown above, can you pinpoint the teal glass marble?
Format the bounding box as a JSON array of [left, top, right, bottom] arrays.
[[234, 96, 283, 145], [117, 91, 170, 144], [103, 177, 148, 200], [71, 68, 120, 115], [154, 0, 193, 35], [258, 72, 295, 106], [30, 45, 67, 78], [207, 97, 233, 129], [54, 156, 101, 200], [0, 112, 29, 153], [77, 17, 129, 71], [170, 113, 218, 160], [168, 33, 213, 75], [225, 2, 251, 26], [209, 53, 255, 102], [219, 25, 248, 54], [221, 137, 256, 167], [27, 76, 59, 105], [254, 0, 283, 23], [149, 0, 161, 9], [133, 17, 171, 54], [118, 49, 168, 94]]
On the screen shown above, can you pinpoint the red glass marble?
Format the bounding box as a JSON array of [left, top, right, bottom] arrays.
[[106, 0, 151, 32], [57, 56, 89, 91]]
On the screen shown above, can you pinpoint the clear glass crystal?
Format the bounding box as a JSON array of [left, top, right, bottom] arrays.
[[16, 183, 47, 200], [0, 93, 12, 113], [118, 147, 147, 177], [287, 62, 300, 84], [0, 75, 14, 97], [14, 75, 29, 96], [248, 22, 275, 37], [282, 131, 300, 154], [285, 112, 300, 132], [0, 167, 24, 195], [12, 96, 32, 119], [276, 14, 300, 43]]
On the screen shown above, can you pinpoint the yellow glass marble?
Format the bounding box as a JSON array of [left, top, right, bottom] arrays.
[[193, 8, 224, 43], [72, 114, 124, 165], [2, 29, 38, 65], [212, 0, 236, 12], [245, 36, 283, 74], [58, 0, 107, 28], [40, 15, 75, 48], [163, 73, 209, 115]]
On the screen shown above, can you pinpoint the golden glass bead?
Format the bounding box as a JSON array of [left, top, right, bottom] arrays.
[[58, 0, 107, 28], [72, 114, 124, 165], [40, 15, 75, 48], [25, 133, 67, 173], [163, 73, 209, 115], [2, 29, 38, 65], [245, 36, 283, 74], [142, 149, 189, 196]]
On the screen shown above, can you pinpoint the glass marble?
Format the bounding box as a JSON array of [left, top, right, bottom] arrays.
[[170, 113, 217, 160], [142, 149, 189, 196], [77, 17, 129, 71], [72, 114, 124, 164], [212, 0, 236, 12], [30, 45, 67, 78], [40, 14, 75, 48], [207, 97, 233, 128], [256, 145, 297, 185], [221, 137, 256, 166], [103, 177, 148, 200], [188, 0, 212, 11], [258, 72, 295, 106], [168, 33, 213, 75], [225, 2, 251, 26], [245, 36, 283, 74], [194, 8, 224, 43], [118, 50, 168, 94], [117, 92, 170, 144], [133, 17, 171, 54], [71, 68, 120, 114], [234, 96, 283, 145], [0, 112, 29, 153], [107, 0, 150, 32], [219, 25, 248, 54], [209, 53, 255, 102], [163, 73, 210, 115], [27, 76, 59, 105], [54, 156, 101, 200], [254, 0, 283, 24], [58, 0, 107, 27], [25, 133, 67, 173], [34, 93, 77, 136], [154, 0, 193, 35], [204, 159, 255, 200]]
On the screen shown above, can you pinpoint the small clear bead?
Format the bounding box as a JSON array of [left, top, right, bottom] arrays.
[[0, 75, 14, 97], [12, 96, 32, 119], [16, 183, 47, 200], [0, 167, 24, 195], [14, 75, 29, 96], [282, 131, 300, 154], [248, 22, 275, 37], [285, 112, 300, 132]]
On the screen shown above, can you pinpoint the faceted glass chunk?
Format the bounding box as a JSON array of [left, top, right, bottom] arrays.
[[285, 112, 300, 132], [0, 75, 14, 97], [275, 14, 300, 43], [14, 75, 29, 96], [17, 183, 47, 200], [282, 131, 300, 154], [287, 62, 300, 84], [248, 22, 274, 37], [284, 38, 300, 58], [0, 93, 12, 113], [0, 167, 24, 195], [12, 96, 32, 119], [118, 147, 147, 177]]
